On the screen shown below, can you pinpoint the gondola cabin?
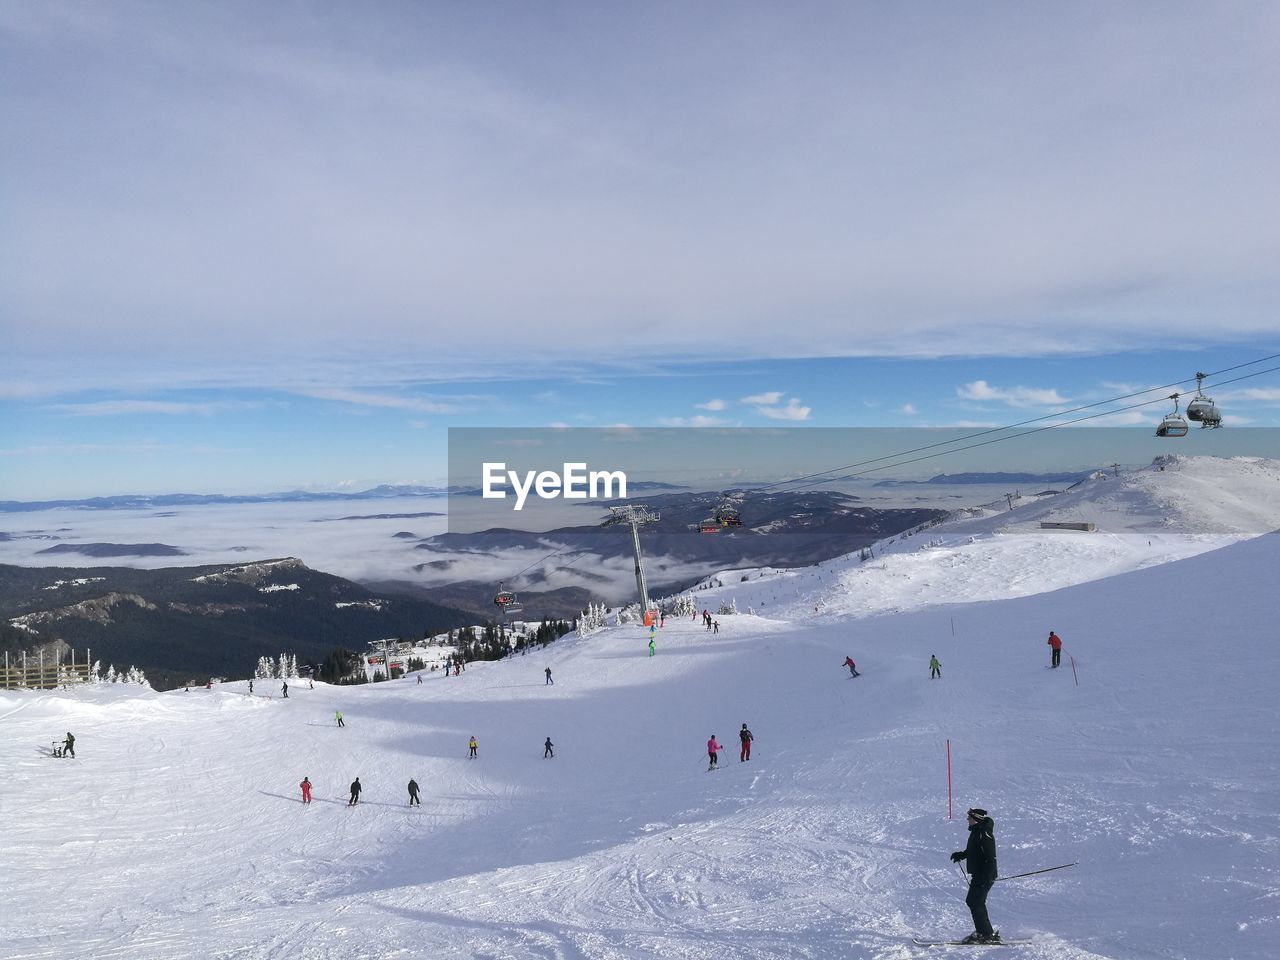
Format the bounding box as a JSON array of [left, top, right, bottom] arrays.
[[1156, 414, 1189, 438]]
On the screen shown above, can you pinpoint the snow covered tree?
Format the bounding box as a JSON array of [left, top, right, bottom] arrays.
[[123, 666, 151, 687], [578, 602, 607, 635], [106, 665, 119, 683], [89, 660, 103, 684], [664, 594, 697, 618], [717, 597, 739, 616], [255, 656, 274, 680]]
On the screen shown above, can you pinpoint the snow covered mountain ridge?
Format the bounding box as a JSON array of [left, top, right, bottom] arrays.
[[3, 455, 1278, 960]]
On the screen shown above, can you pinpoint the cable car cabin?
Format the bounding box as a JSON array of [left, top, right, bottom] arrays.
[[1155, 415, 1189, 438], [1186, 397, 1222, 427]]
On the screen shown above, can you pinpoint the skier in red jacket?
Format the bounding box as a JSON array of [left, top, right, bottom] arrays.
[[300, 777, 312, 804], [1047, 631, 1062, 668], [842, 656, 860, 677]]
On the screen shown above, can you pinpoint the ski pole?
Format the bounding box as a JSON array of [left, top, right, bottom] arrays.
[[996, 862, 1077, 882]]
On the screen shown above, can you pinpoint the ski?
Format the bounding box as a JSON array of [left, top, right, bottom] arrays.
[[912, 937, 1031, 947]]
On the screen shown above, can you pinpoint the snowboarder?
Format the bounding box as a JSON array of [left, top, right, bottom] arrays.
[[707, 735, 722, 770], [544, 737, 554, 758], [335, 710, 345, 728], [408, 779, 420, 806], [545, 667, 553, 685], [648, 638, 656, 657], [348, 777, 362, 806], [930, 655, 942, 679], [739, 723, 753, 762], [300, 777, 312, 804], [62, 732, 75, 758], [1047, 631, 1062, 668], [950, 807, 1000, 944], [842, 656, 860, 678], [281, 681, 288, 698], [468, 736, 478, 758]]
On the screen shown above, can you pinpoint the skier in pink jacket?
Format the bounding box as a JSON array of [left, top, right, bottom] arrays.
[[707, 735, 722, 770]]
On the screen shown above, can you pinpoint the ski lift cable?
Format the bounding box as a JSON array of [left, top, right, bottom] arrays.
[[780, 364, 1280, 493], [755, 354, 1280, 494], [505, 543, 575, 581]]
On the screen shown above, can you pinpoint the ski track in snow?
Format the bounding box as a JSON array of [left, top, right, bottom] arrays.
[[3, 456, 1280, 960]]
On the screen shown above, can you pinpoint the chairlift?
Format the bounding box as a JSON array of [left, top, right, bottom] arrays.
[[496, 583, 522, 611], [713, 495, 743, 527], [1155, 394, 1189, 438], [697, 518, 721, 534], [1185, 372, 1223, 428]]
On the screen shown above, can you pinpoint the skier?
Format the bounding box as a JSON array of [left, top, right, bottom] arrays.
[[63, 732, 75, 759], [648, 638, 656, 657], [348, 777, 362, 806], [1047, 631, 1062, 668], [706, 734, 722, 770], [659, 613, 665, 628], [248, 679, 253, 694], [281, 681, 288, 698], [335, 710, 345, 728], [468, 736, 478, 758], [930, 655, 942, 679], [739, 723, 753, 762], [842, 656, 860, 678], [417, 674, 423, 685], [408, 779, 420, 806], [713, 621, 720, 634], [950, 807, 1000, 944], [545, 667, 553, 685], [544, 736, 554, 758], [300, 776, 312, 804]]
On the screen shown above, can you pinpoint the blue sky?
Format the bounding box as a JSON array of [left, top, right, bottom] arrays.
[[2, 4, 1279, 498]]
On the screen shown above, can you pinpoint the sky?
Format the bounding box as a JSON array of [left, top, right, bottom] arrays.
[[2, 3, 1279, 499]]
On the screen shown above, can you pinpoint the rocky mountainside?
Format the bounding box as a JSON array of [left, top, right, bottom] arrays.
[[0, 558, 471, 689]]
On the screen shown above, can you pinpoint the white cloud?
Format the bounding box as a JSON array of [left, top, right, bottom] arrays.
[[741, 391, 784, 406], [297, 388, 460, 414], [755, 397, 811, 421], [900, 403, 917, 415], [658, 415, 728, 428], [956, 380, 1069, 407], [49, 400, 260, 417], [695, 399, 726, 411], [1235, 387, 1280, 402]]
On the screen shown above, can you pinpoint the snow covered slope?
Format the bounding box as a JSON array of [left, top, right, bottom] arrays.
[[2, 456, 1278, 960]]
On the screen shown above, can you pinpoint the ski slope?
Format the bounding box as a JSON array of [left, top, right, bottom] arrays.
[[3, 456, 1279, 960]]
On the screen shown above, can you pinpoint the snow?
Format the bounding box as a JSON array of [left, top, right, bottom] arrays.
[[3, 456, 1279, 959]]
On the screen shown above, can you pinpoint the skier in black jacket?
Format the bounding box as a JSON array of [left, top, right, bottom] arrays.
[[950, 807, 999, 943]]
